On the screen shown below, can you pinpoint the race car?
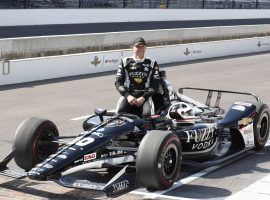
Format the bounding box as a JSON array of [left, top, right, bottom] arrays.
[[0, 70, 269, 197]]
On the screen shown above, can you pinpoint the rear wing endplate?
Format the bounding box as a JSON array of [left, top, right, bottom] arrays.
[[179, 87, 261, 107]]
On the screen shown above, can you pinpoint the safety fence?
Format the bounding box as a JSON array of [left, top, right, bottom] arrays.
[[1, 0, 270, 9]]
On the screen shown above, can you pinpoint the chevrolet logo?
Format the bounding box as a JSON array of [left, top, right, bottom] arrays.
[[184, 48, 191, 56], [90, 56, 101, 67]]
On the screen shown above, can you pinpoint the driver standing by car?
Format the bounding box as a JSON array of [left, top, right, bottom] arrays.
[[115, 37, 160, 117]]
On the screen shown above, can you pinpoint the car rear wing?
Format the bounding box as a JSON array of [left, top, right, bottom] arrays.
[[178, 87, 261, 108]]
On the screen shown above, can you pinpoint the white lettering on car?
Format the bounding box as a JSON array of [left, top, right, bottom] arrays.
[[112, 180, 129, 191], [76, 137, 95, 147], [185, 127, 217, 150]]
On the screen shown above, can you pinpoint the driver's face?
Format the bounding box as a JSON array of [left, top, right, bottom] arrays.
[[133, 44, 146, 59]]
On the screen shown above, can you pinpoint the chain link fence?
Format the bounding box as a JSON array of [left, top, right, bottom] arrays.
[[1, 0, 270, 9]]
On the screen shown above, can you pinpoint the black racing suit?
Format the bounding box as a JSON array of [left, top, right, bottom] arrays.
[[115, 57, 160, 117]]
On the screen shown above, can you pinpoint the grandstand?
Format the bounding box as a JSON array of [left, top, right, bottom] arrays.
[[0, 0, 270, 9]]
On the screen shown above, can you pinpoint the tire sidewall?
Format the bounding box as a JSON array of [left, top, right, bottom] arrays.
[[136, 131, 182, 190], [157, 134, 181, 188], [253, 104, 270, 150], [13, 117, 59, 171]]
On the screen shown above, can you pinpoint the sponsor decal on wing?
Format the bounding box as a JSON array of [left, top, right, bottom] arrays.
[[112, 180, 129, 191]]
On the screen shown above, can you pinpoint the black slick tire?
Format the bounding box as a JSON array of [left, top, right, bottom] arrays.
[[254, 104, 270, 150], [136, 130, 182, 190], [13, 117, 59, 171]]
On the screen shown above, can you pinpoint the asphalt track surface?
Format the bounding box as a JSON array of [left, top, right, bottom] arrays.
[[0, 52, 270, 199], [1, 18, 270, 38]]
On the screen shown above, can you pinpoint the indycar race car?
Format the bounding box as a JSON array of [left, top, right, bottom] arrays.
[[0, 70, 269, 197]]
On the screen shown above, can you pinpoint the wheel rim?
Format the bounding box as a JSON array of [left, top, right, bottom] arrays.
[[258, 113, 269, 140], [162, 143, 178, 179], [33, 127, 58, 165]]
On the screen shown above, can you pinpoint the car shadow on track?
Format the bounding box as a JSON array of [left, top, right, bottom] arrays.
[[164, 184, 232, 199], [0, 178, 106, 199], [204, 146, 270, 180]]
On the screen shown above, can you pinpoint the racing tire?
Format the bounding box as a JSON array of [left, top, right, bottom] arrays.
[[136, 130, 182, 190], [13, 117, 59, 171], [254, 104, 270, 150]]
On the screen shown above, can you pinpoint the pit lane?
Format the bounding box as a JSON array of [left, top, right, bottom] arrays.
[[0, 52, 270, 199]]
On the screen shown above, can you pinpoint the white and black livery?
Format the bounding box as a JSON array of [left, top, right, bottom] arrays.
[[0, 70, 269, 198]]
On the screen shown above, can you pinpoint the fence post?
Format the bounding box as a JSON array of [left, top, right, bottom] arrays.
[[202, 0, 205, 8]]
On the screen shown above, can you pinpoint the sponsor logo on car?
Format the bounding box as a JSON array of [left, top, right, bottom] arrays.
[[235, 102, 252, 107], [241, 124, 254, 135], [91, 131, 104, 137], [185, 127, 217, 150], [112, 180, 129, 191], [240, 123, 254, 147], [97, 128, 105, 132], [37, 168, 45, 172], [58, 155, 68, 159], [101, 150, 125, 158], [73, 181, 102, 189], [43, 163, 53, 169], [101, 153, 109, 158], [232, 105, 245, 111], [238, 117, 253, 126], [74, 158, 84, 164], [84, 153, 96, 162]]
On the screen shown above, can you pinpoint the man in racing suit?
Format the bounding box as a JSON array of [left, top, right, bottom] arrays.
[[115, 37, 160, 117]]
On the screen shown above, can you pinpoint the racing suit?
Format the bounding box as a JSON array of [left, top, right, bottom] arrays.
[[115, 56, 160, 117]]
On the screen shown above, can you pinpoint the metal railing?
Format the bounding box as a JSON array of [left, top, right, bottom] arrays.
[[0, 0, 270, 9]]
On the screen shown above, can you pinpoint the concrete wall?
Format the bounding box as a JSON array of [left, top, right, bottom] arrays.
[[1, 25, 270, 60], [1, 36, 270, 86], [1, 9, 270, 26]]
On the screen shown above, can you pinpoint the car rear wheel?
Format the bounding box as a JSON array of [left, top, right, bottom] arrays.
[[136, 130, 182, 190], [13, 117, 59, 171], [254, 104, 270, 150]]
